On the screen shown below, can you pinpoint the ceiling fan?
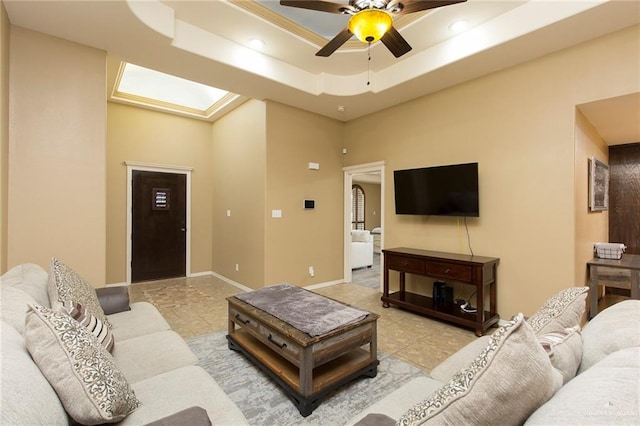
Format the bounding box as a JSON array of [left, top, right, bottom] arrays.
[[279, 0, 467, 58]]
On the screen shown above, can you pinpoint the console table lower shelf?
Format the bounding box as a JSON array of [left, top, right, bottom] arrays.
[[382, 292, 499, 336]]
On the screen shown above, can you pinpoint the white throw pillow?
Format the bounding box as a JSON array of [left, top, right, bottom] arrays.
[[47, 257, 111, 328], [398, 314, 563, 425], [25, 304, 139, 424]]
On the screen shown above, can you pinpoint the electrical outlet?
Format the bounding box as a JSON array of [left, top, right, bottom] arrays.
[[235, 264, 239, 272], [308, 266, 314, 277]]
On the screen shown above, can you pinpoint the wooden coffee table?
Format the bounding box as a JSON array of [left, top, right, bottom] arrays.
[[226, 294, 379, 417]]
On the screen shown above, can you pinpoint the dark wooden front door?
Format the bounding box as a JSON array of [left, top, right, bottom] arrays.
[[132, 171, 186, 283]]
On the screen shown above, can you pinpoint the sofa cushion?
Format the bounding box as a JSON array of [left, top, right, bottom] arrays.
[[525, 347, 640, 425], [47, 258, 111, 328], [108, 301, 171, 341], [112, 330, 198, 384], [121, 366, 248, 426], [65, 301, 115, 352], [397, 314, 563, 425], [345, 377, 444, 426], [0, 263, 50, 307], [0, 285, 36, 335], [527, 286, 588, 335], [538, 326, 582, 384], [345, 377, 445, 426], [1, 321, 68, 425], [579, 299, 640, 374], [25, 304, 139, 424]]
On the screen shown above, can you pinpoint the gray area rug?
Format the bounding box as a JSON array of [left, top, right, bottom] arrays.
[[187, 331, 427, 425]]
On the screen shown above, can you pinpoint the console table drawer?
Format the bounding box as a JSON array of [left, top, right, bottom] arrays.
[[387, 256, 425, 274], [426, 261, 472, 283]]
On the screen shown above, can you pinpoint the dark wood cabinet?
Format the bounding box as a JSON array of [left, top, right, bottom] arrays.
[[382, 248, 500, 336]]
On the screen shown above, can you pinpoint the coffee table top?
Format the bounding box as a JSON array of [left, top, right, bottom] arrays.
[[227, 295, 378, 346]]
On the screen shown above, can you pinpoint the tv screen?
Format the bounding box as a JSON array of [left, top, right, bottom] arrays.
[[394, 163, 479, 217]]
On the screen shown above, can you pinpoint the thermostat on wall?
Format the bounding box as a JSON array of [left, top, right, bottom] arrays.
[[304, 199, 315, 209]]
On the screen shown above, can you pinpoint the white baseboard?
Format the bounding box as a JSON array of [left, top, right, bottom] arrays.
[[108, 271, 344, 293], [210, 271, 253, 293], [304, 279, 344, 290], [189, 271, 213, 278]]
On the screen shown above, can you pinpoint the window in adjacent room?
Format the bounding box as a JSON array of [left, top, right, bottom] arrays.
[[352, 184, 365, 230]]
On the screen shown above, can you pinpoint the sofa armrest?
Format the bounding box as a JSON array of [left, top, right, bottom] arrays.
[[144, 407, 211, 426], [354, 413, 396, 426], [96, 286, 131, 315], [429, 335, 491, 383]]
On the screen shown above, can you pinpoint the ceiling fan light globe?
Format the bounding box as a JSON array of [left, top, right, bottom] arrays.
[[348, 10, 393, 44]]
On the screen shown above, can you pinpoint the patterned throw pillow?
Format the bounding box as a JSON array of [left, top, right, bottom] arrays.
[[397, 314, 563, 426], [47, 258, 111, 328], [527, 287, 589, 335], [64, 301, 115, 353], [538, 326, 582, 384], [24, 304, 139, 424]]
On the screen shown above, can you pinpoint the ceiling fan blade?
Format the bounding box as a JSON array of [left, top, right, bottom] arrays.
[[393, 0, 466, 15], [316, 28, 353, 57], [279, 0, 355, 14], [380, 26, 412, 58]]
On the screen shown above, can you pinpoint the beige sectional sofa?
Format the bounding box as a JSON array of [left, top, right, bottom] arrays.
[[348, 290, 640, 425], [1, 262, 248, 425]]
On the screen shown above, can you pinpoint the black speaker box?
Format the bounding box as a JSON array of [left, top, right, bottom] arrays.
[[442, 286, 454, 305], [433, 281, 446, 305]]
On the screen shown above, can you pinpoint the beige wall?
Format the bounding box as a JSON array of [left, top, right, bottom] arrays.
[[212, 100, 267, 289], [264, 101, 344, 286], [106, 103, 215, 284], [344, 25, 639, 319], [574, 109, 609, 291], [0, 3, 9, 273], [8, 27, 106, 284]]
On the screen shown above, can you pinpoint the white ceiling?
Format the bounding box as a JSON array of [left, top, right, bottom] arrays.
[[4, 0, 639, 143]]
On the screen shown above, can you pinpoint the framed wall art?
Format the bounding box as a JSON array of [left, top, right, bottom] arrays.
[[589, 157, 609, 212]]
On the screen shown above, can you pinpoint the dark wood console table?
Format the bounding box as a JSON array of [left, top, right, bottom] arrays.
[[382, 248, 499, 336]]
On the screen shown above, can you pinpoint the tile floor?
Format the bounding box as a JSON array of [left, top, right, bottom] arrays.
[[128, 274, 625, 374], [128, 275, 478, 373]]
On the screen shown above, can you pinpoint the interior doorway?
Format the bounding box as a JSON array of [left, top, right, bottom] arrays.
[[343, 162, 385, 289], [126, 162, 192, 284]]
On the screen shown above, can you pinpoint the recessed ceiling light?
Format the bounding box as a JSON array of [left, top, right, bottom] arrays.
[[249, 38, 265, 49], [449, 19, 469, 33]]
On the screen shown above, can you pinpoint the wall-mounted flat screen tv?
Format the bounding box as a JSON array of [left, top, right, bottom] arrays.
[[394, 162, 479, 217]]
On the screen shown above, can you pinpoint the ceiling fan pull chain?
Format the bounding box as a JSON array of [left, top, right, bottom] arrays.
[[367, 42, 371, 86]]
